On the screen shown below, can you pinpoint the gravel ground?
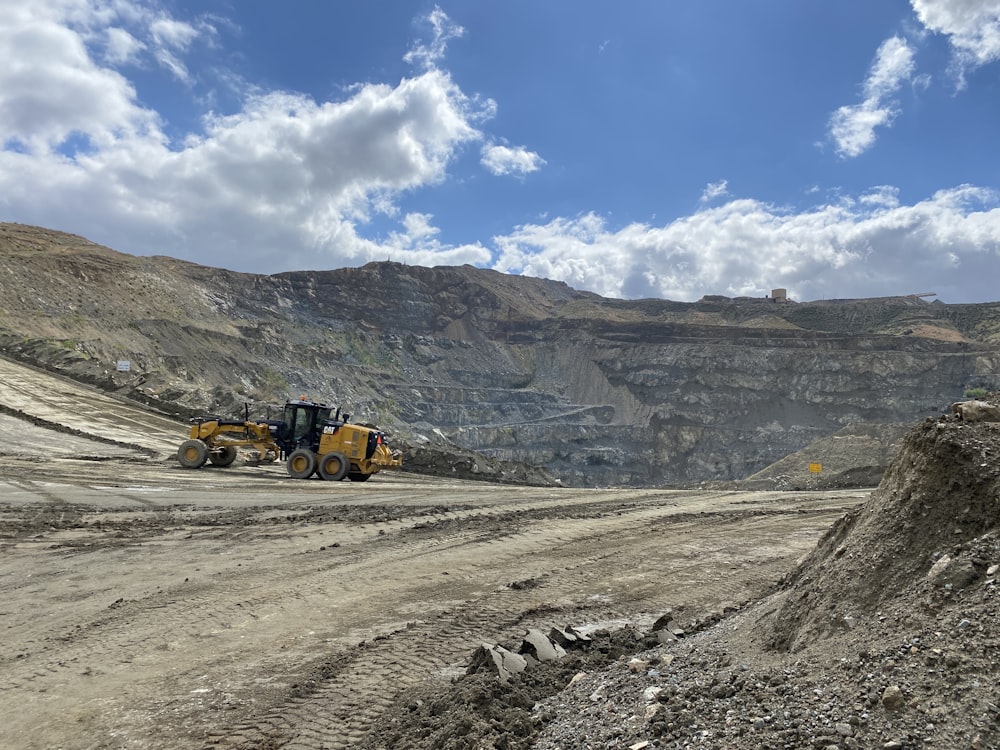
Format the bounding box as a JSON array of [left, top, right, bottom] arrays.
[[360, 402, 1000, 750]]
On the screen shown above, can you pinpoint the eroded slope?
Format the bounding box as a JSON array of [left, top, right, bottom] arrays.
[[4, 222, 1000, 487]]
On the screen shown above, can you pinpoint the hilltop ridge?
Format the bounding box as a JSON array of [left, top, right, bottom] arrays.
[[3, 221, 1000, 486]]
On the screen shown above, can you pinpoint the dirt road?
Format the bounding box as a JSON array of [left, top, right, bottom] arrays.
[[0, 357, 865, 749]]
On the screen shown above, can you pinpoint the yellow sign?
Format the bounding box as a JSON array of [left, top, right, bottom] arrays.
[[808, 463, 822, 473]]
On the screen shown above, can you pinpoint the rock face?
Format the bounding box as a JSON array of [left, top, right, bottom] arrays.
[[3, 222, 1000, 487]]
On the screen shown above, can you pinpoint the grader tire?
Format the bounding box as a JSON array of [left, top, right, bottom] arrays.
[[318, 451, 349, 481], [209, 446, 238, 467], [286, 448, 317, 480], [178, 439, 209, 469], [347, 471, 372, 482]]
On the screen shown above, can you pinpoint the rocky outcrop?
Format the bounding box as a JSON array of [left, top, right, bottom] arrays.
[[3, 222, 1000, 487]]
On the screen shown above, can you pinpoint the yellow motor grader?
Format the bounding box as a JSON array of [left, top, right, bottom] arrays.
[[177, 397, 402, 481]]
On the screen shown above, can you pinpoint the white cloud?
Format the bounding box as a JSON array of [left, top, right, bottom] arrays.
[[150, 17, 199, 50], [859, 185, 901, 208], [828, 105, 892, 159], [490, 187, 1000, 303], [828, 36, 916, 158], [481, 143, 545, 176], [911, 0, 1000, 77], [4, 2, 997, 307], [381, 212, 491, 265], [864, 35, 918, 96], [149, 17, 203, 83], [0, 71, 486, 270], [104, 27, 143, 65], [401, 212, 438, 241], [0, 3, 496, 273], [404, 4, 464, 71], [829, 2, 1000, 155], [700, 179, 729, 203], [0, 1, 221, 152], [0, 3, 160, 153]]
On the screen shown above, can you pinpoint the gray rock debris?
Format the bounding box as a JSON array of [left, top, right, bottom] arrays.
[[927, 552, 979, 589], [649, 612, 686, 643], [520, 628, 567, 663], [951, 399, 1000, 422], [547, 625, 592, 649], [470, 628, 574, 681], [468, 643, 527, 683], [881, 685, 905, 711]]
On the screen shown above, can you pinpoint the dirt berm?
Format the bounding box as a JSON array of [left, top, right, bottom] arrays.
[[361, 400, 1000, 750]]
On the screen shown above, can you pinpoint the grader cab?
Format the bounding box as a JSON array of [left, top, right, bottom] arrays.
[[177, 398, 402, 481]]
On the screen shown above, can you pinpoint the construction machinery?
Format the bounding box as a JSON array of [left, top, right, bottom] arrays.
[[177, 397, 402, 481]]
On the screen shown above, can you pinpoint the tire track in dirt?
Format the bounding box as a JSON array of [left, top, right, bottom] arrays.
[[0, 356, 183, 456], [193, 505, 850, 750], [0, 495, 588, 693], [0, 493, 844, 652], [0, 478, 861, 750], [0, 491, 842, 684]]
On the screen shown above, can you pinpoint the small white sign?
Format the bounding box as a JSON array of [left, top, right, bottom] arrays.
[[116, 360, 131, 372]]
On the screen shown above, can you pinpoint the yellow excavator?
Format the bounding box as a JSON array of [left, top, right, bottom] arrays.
[[177, 397, 402, 481]]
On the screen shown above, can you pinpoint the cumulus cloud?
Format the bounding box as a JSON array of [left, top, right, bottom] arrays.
[[1, 70, 487, 270], [481, 143, 545, 176], [490, 187, 1000, 303], [0, 3, 160, 153], [828, 36, 916, 158], [0, 3, 494, 272], [381, 212, 491, 265], [911, 0, 1000, 78], [0, 1, 225, 153]]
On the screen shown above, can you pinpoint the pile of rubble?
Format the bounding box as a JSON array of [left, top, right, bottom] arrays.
[[534, 399, 1000, 749], [362, 398, 1000, 750], [398, 431, 559, 486]]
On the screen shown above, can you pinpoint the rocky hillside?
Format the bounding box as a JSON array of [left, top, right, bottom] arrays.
[[3, 222, 1000, 487]]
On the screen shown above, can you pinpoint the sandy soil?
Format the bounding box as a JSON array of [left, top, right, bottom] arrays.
[[0, 357, 865, 749]]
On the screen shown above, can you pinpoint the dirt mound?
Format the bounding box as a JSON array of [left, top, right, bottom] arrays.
[[533, 559, 1000, 748], [528, 399, 1000, 749], [399, 433, 560, 486], [764, 397, 1000, 651], [357, 627, 648, 750], [388, 399, 1000, 750]]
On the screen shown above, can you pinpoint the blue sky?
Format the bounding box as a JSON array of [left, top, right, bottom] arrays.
[[2, 1, 1000, 303]]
